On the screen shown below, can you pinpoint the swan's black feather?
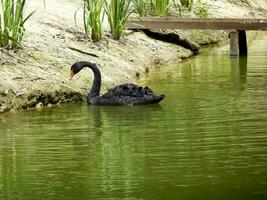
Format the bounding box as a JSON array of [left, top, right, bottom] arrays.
[[93, 83, 165, 105], [105, 83, 154, 97]]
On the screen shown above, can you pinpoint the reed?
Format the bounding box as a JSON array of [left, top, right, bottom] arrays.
[[0, 0, 34, 48], [104, 0, 131, 40], [83, 0, 104, 41], [180, 0, 193, 10], [151, 0, 170, 16], [133, 0, 148, 17]]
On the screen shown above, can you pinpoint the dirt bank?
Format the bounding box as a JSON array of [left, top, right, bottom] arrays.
[[0, 0, 266, 113]]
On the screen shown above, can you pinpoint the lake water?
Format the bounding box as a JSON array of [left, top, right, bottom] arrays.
[[0, 33, 267, 200]]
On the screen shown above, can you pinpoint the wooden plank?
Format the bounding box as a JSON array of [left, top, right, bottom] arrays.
[[127, 18, 267, 30]]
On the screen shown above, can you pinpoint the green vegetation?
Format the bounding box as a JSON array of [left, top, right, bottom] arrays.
[[83, 0, 104, 41], [0, 0, 210, 45], [241, 0, 252, 8], [180, 0, 193, 10], [151, 0, 170, 16], [133, 0, 148, 17], [0, 0, 34, 49], [172, 0, 208, 18], [131, 0, 209, 18], [104, 0, 131, 40], [195, 0, 208, 18], [79, 0, 209, 40]]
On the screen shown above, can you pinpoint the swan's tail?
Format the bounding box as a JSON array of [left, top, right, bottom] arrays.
[[153, 94, 165, 103]]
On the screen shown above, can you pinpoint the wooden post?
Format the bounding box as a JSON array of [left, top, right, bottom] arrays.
[[230, 31, 239, 57], [238, 30, 248, 56]]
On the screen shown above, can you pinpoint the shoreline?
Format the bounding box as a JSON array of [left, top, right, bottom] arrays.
[[0, 0, 266, 113]]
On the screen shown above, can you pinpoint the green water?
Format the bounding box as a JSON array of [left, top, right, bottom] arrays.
[[1, 34, 267, 200]]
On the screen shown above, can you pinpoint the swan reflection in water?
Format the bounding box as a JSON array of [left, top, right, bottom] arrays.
[[87, 104, 164, 136]]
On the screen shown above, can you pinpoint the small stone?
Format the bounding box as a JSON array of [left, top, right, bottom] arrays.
[[10, 109, 16, 113], [36, 102, 44, 109], [0, 104, 9, 113]]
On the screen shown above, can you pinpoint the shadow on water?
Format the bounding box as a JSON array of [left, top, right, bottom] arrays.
[[230, 56, 248, 90]]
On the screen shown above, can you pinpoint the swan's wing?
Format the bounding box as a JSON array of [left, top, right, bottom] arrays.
[[104, 83, 154, 97], [92, 83, 164, 105]]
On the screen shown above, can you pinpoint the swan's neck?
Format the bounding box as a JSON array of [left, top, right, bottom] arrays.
[[82, 62, 101, 99]]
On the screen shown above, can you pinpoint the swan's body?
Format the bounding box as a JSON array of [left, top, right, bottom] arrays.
[[70, 61, 165, 105]]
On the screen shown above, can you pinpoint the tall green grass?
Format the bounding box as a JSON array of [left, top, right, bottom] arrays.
[[151, 0, 170, 16], [0, 0, 34, 49], [83, 0, 104, 41], [133, 0, 148, 17], [104, 0, 131, 40]]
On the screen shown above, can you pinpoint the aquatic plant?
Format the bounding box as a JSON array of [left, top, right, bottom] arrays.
[[151, 0, 170, 16], [83, 0, 104, 41], [104, 0, 131, 40], [0, 0, 34, 48], [133, 0, 148, 17]]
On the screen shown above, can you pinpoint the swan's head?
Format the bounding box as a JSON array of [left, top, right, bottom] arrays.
[[70, 61, 97, 80], [69, 62, 84, 80]]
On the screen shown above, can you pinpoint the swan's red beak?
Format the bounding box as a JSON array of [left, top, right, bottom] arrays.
[[69, 70, 75, 80]]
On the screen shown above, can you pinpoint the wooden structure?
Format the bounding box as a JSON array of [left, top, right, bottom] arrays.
[[127, 18, 267, 56]]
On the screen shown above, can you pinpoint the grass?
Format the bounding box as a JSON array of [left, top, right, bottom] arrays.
[[133, 0, 148, 17], [180, 0, 193, 10], [83, 0, 104, 41], [0, 0, 34, 49], [195, 0, 208, 18], [151, 0, 170, 16], [104, 0, 131, 40], [241, 0, 252, 8]]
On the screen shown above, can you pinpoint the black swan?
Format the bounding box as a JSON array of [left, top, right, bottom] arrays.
[[70, 61, 165, 105]]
